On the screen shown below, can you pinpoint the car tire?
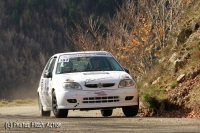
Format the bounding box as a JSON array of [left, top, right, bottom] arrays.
[[52, 91, 68, 118], [122, 105, 139, 117], [38, 94, 51, 117], [101, 109, 113, 117]]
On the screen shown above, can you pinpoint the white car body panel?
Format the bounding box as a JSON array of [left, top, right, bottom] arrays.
[[37, 51, 138, 112]]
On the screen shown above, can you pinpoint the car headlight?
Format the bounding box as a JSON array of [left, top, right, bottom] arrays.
[[62, 82, 82, 90], [118, 79, 134, 88]]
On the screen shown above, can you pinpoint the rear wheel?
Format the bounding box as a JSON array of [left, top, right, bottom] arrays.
[[38, 94, 51, 117], [52, 91, 68, 118], [101, 109, 113, 117], [122, 105, 138, 117]]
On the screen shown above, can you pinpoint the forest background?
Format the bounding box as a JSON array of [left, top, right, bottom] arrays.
[[0, 0, 196, 105]]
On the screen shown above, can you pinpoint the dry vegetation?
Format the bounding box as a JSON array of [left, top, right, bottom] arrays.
[[0, 0, 199, 117], [0, 0, 124, 100], [62, 0, 199, 116], [71, 0, 195, 81], [0, 0, 76, 100], [0, 98, 37, 107], [138, 0, 200, 117]]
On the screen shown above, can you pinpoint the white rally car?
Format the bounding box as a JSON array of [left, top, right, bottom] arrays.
[[37, 51, 139, 118]]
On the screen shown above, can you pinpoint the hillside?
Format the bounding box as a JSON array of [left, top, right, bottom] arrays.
[[0, 0, 121, 100], [139, 1, 200, 118], [0, 0, 199, 117], [0, 0, 73, 99]]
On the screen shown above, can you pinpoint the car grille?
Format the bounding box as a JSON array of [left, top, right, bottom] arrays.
[[85, 83, 115, 88], [82, 96, 120, 103]]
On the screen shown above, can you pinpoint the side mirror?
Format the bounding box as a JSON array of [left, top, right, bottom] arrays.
[[124, 68, 129, 74], [44, 72, 52, 78]]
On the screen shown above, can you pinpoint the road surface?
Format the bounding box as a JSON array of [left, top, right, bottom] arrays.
[[0, 106, 200, 133]]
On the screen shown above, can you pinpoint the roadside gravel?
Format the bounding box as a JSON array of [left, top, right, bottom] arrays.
[[0, 106, 200, 133]]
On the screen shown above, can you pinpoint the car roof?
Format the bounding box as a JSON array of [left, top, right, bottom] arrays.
[[53, 51, 110, 57]]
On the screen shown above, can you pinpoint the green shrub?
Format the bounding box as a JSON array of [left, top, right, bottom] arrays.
[[169, 32, 178, 38], [170, 80, 177, 89]]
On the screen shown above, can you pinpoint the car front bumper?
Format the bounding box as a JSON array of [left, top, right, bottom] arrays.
[[56, 88, 138, 110]]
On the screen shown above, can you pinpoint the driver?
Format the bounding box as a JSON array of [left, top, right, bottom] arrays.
[[92, 60, 100, 70], [90, 57, 101, 70]]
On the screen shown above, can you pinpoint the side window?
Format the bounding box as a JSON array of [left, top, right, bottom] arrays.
[[43, 57, 57, 77], [48, 57, 57, 72], [43, 58, 53, 72]]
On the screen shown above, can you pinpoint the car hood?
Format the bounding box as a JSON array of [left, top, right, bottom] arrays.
[[55, 71, 132, 90]]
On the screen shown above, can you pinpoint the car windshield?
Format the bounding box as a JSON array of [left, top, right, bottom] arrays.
[[56, 54, 123, 74]]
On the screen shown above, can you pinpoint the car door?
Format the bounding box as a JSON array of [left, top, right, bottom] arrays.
[[40, 56, 57, 108]]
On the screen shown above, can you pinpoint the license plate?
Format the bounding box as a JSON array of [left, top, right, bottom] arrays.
[[88, 91, 114, 97]]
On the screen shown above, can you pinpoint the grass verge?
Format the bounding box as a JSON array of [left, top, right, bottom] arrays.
[[0, 98, 37, 107]]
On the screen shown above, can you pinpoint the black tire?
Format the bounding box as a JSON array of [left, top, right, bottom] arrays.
[[101, 109, 113, 117], [122, 105, 139, 117], [52, 91, 68, 118], [38, 95, 51, 117]]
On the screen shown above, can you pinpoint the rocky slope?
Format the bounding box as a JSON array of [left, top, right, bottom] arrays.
[[139, 3, 200, 118]]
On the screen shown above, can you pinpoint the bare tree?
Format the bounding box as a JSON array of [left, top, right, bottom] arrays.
[[62, 0, 195, 81]]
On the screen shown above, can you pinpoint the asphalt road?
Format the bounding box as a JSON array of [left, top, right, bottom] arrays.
[[0, 106, 200, 133]]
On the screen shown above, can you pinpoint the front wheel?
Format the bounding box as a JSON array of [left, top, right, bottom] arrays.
[[52, 91, 68, 118], [38, 94, 51, 117], [101, 109, 113, 117], [122, 105, 138, 117]]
